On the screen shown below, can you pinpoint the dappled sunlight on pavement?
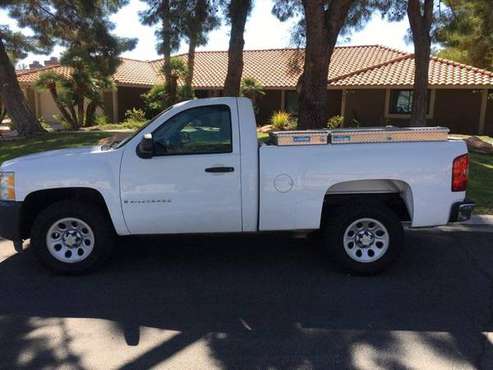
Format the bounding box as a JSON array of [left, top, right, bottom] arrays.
[[0, 230, 492, 369]]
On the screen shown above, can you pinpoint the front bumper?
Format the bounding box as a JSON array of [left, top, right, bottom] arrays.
[[449, 199, 475, 223], [0, 201, 22, 241]]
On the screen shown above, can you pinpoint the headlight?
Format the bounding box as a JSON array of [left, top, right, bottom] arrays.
[[0, 172, 15, 201]]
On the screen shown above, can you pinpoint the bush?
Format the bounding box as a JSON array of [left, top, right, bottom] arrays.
[[124, 108, 146, 123], [270, 111, 296, 131], [121, 108, 146, 130], [38, 117, 53, 131], [122, 120, 145, 130], [94, 115, 110, 126], [142, 84, 167, 118], [142, 83, 191, 119], [327, 115, 344, 129]]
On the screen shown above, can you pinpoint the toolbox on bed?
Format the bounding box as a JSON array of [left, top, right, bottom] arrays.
[[269, 126, 449, 146]]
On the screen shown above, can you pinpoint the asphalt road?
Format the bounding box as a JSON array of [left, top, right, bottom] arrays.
[[1, 228, 493, 370]]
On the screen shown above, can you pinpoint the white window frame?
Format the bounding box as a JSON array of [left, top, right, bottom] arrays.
[[384, 88, 436, 120]]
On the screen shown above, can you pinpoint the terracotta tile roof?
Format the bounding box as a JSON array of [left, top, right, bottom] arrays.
[[17, 65, 73, 84], [149, 45, 407, 88], [113, 57, 160, 86], [17, 45, 493, 89], [17, 58, 160, 87], [329, 54, 493, 88]]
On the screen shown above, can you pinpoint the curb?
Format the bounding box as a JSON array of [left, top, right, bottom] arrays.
[[464, 215, 493, 226]]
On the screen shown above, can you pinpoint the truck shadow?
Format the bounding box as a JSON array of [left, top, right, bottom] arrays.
[[0, 230, 492, 369]]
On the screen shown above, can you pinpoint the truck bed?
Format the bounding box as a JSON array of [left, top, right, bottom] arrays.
[[258, 139, 468, 230]]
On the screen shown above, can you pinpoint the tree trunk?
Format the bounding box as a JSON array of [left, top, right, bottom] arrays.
[[185, 33, 197, 93], [0, 106, 6, 124], [223, 0, 251, 96], [85, 100, 98, 126], [46, 82, 78, 128], [161, 0, 172, 88], [76, 100, 84, 130], [0, 96, 6, 124], [298, 0, 354, 130], [408, 0, 433, 126], [166, 75, 178, 106], [0, 38, 43, 136], [68, 105, 78, 128]]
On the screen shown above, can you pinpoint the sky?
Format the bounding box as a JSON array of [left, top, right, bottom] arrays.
[[0, 0, 413, 68]]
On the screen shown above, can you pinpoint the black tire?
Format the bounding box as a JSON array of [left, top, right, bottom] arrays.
[[31, 200, 114, 274], [322, 202, 404, 275]]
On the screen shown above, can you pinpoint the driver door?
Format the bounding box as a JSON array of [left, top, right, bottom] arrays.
[[120, 102, 242, 234]]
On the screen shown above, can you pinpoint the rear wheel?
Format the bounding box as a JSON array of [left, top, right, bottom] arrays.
[[31, 201, 114, 274], [322, 203, 403, 274]]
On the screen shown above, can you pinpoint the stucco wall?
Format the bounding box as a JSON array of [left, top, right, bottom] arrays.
[[485, 94, 493, 136], [434, 89, 482, 134], [327, 90, 342, 119], [37, 90, 61, 122], [343, 89, 386, 126], [256, 90, 282, 125], [23, 88, 104, 124], [117, 86, 150, 122], [103, 90, 114, 122]]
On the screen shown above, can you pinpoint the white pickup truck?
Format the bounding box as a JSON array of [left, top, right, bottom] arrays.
[[0, 97, 474, 274]]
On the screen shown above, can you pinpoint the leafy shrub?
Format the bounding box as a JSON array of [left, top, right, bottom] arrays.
[[327, 115, 344, 129], [271, 111, 297, 131], [121, 108, 146, 130], [94, 115, 110, 126], [38, 117, 53, 131], [142, 84, 167, 118], [124, 108, 146, 123], [142, 84, 190, 119], [122, 120, 145, 130]]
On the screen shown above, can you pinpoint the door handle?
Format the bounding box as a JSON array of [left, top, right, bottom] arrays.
[[205, 166, 235, 173]]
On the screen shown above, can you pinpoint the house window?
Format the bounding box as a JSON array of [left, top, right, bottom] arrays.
[[389, 89, 431, 115], [285, 90, 298, 114]]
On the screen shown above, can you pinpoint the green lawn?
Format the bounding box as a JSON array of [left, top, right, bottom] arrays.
[[1, 131, 492, 215], [468, 152, 493, 215], [0, 131, 113, 164]]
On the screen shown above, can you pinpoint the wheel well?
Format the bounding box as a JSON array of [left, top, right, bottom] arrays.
[[322, 193, 411, 225], [20, 188, 112, 239]]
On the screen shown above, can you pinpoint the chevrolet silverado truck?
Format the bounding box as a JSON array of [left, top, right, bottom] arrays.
[[0, 97, 474, 274]]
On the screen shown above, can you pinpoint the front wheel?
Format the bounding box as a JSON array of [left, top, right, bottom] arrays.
[[31, 201, 114, 274], [322, 204, 404, 275]]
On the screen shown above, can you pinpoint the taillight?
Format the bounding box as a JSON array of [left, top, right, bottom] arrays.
[[452, 154, 469, 192]]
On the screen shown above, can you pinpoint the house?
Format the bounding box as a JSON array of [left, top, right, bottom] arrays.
[[16, 45, 493, 134]]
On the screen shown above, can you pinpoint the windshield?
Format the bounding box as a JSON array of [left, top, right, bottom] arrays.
[[114, 105, 175, 149]]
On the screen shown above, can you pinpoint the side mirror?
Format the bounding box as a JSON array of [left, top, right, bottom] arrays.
[[137, 133, 154, 159]]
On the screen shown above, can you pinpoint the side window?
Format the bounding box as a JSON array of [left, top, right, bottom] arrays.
[[152, 105, 232, 155]]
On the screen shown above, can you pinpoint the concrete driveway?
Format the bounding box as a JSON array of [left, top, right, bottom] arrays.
[[1, 228, 493, 370]]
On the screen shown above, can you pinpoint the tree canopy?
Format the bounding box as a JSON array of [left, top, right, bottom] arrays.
[[10, 0, 137, 128], [435, 0, 493, 71]]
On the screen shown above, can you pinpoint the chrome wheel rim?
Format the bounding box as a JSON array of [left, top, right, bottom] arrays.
[[46, 218, 95, 264], [343, 218, 389, 263]]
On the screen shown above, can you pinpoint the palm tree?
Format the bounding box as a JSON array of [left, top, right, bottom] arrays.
[[240, 77, 265, 116], [165, 57, 189, 106]]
